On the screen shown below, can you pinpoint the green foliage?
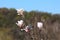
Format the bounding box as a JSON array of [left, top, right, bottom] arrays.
[[0, 7, 60, 40], [0, 7, 60, 27], [0, 8, 17, 27]]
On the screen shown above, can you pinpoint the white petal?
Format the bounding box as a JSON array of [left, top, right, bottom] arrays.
[[37, 22, 43, 29]]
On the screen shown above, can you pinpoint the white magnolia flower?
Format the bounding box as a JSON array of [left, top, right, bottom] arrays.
[[17, 9, 24, 16], [24, 28, 29, 32], [20, 27, 29, 32], [16, 20, 24, 28], [21, 24, 32, 32], [37, 22, 43, 29]]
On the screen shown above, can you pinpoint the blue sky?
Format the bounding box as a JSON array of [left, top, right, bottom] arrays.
[[0, 0, 60, 14]]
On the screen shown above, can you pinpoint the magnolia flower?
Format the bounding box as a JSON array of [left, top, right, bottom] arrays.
[[24, 27, 29, 32], [16, 20, 24, 28], [37, 22, 43, 29], [17, 9, 24, 16], [20, 28, 29, 32], [21, 24, 32, 32], [21, 29, 29, 32]]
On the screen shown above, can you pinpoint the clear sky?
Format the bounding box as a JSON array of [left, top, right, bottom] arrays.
[[0, 0, 60, 14]]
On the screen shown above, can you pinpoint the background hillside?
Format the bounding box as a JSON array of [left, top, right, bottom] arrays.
[[0, 8, 60, 40]]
